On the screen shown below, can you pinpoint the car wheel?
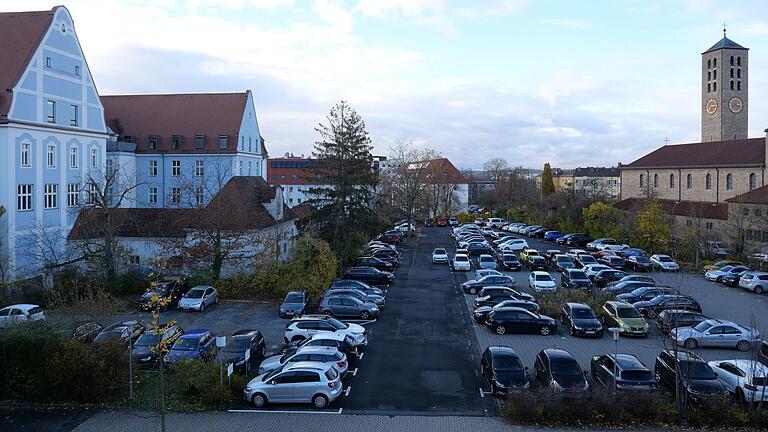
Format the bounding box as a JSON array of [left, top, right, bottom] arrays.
[[251, 393, 267, 408], [324, 310, 334, 317], [540, 326, 551, 336], [495, 325, 506, 335], [200, 303, 205, 312], [360, 310, 371, 320], [716, 276, 723, 283], [654, 369, 662, 383], [737, 340, 751, 352], [312, 394, 329, 409], [755, 286, 764, 294], [684, 338, 698, 350], [470, 287, 477, 295]]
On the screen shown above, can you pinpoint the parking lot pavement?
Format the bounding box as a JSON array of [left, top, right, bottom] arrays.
[[453, 231, 766, 390]]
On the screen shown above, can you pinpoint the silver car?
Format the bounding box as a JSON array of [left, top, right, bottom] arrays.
[[177, 285, 218, 311], [739, 272, 768, 294], [258, 346, 348, 376], [244, 362, 343, 408], [477, 254, 498, 270], [673, 319, 760, 352], [323, 288, 385, 307]]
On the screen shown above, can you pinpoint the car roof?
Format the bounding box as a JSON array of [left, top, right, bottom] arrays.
[[286, 290, 306, 296], [609, 354, 646, 369], [531, 271, 549, 276], [282, 361, 332, 372], [565, 268, 585, 273], [701, 318, 738, 326], [606, 300, 634, 308], [181, 328, 210, 337], [725, 359, 768, 373], [487, 346, 519, 357], [479, 254, 493, 258], [309, 332, 346, 341], [1, 304, 41, 311], [290, 314, 333, 322], [542, 348, 575, 360], [662, 349, 704, 361], [566, 302, 591, 310], [295, 346, 339, 354], [190, 285, 213, 290], [232, 329, 261, 337]]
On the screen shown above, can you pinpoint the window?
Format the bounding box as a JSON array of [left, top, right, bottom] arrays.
[[45, 56, 51, 67], [172, 160, 180, 176], [195, 160, 204, 176], [713, 69, 717, 79], [20, 142, 31, 167], [726, 173, 733, 190], [46, 100, 56, 123], [706, 222, 713, 230], [713, 58, 717, 67], [737, 56, 741, 66], [17, 184, 33, 211], [737, 81, 741, 91], [67, 184, 79, 207], [171, 187, 181, 204], [218, 135, 228, 149], [69, 146, 78, 169], [44, 184, 57, 209], [747, 230, 754, 241], [288, 198, 293, 204], [653, 174, 659, 188], [241, 136, 245, 150], [194, 135, 204, 149], [669, 173, 675, 188], [749, 173, 757, 190], [707, 83, 711, 92], [730, 68, 734, 78], [730, 56, 734, 66], [686, 219, 693, 227], [171, 135, 181, 149], [639, 174, 645, 187], [106, 159, 113, 177], [713, 81, 717, 91], [148, 135, 158, 150], [195, 187, 203, 205], [74, 65, 80, 76], [707, 71, 711, 80], [707, 59, 711, 68], [743, 208, 750, 216], [730, 80, 734, 90], [238, 161, 243, 176], [69, 105, 78, 127], [248, 137, 252, 152], [85, 183, 98, 204], [47, 144, 56, 168], [705, 173, 712, 190], [90, 148, 98, 168], [756, 209, 763, 217], [148, 160, 158, 176], [149, 187, 158, 204], [686, 173, 692, 189], [248, 161, 252, 175], [298, 198, 302, 204]]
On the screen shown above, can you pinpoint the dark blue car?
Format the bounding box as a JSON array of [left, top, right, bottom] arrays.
[[164, 328, 216, 365], [544, 231, 565, 241]]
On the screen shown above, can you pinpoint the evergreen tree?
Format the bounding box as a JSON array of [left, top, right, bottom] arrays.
[[308, 101, 377, 265], [541, 163, 556, 196]]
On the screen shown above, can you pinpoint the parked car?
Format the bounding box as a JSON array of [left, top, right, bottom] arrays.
[[453, 254, 472, 271], [529, 271, 556, 292], [481, 346, 529, 394], [721, 269, 750, 287], [432, 248, 449, 264], [598, 255, 625, 270], [279, 291, 311, 318], [586, 238, 617, 251], [552, 254, 575, 271], [650, 254, 680, 272], [672, 319, 760, 351], [708, 359, 768, 405], [583, 264, 612, 281], [220, 329, 267, 373], [165, 329, 216, 365], [59, 320, 103, 343], [468, 242, 495, 256], [323, 288, 384, 307], [378, 233, 402, 244], [704, 265, 751, 282], [654, 349, 726, 400], [500, 253, 522, 271], [474, 269, 503, 280], [558, 269, 591, 290], [283, 315, 367, 347], [601, 301, 648, 337], [424, 218, 435, 227], [526, 256, 549, 272], [617, 287, 678, 304], [739, 271, 768, 294], [535, 349, 589, 394], [593, 269, 628, 287], [131, 324, 184, 366], [0, 304, 45, 327], [575, 254, 599, 268], [625, 255, 654, 272], [177, 285, 219, 312], [703, 260, 744, 272], [519, 249, 540, 262], [449, 217, 458, 226], [497, 239, 529, 252], [281, 332, 358, 358], [318, 296, 379, 320], [485, 307, 558, 335], [343, 267, 394, 286], [329, 279, 383, 296], [633, 295, 701, 318], [473, 300, 540, 323], [94, 320, 146, 345], [258, 346, 348, 376], [656, 309, 709, 335], [610, 275, 656, 286], [478, 286, 535, 303], [555, 234, 573, 245], [544, 231, 565, 241], [138, 277, 188, 311], [566, 234, 590, 247], [591, 354, 655, 392], [478, 254, 498, 270], [561, 303, 603, 337], [462, 275, 517, 294], [474, 292, 518, 308], [354, 256, 395, 272], [602, 280, 658, 296], [244, 363, 342, 408]]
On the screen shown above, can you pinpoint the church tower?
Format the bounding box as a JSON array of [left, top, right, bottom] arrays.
[[701, 29, 748, 142]]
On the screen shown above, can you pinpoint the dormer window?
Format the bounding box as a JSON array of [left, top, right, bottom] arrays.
[[148, 135, 159, 150], [172, 135, 182, 149], [74, 65, 80, 76], [45, 57, 51, 67], [195, 135, 205, 150], [218, 135, 228, 149]]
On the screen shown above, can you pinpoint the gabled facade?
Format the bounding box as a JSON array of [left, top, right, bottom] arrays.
[[0, 6, 108, 278]]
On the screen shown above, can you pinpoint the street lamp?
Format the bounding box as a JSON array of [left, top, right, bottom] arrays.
[[609, 327, 621, 396], [126, 320, 138, 400], [216, 336, 227, 391]]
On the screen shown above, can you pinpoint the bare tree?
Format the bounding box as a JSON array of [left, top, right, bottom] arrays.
[[483, 157, 510, 189], [381, 141, 440, 226]]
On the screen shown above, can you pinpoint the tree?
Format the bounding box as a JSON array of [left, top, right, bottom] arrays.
[[541, 163, 556, 196], [308, 101, 377, 265], [484, 158, 510, 189], [582, 202, 625, 240], [382, 141, 439, 226], [634, 200, 671, 253]]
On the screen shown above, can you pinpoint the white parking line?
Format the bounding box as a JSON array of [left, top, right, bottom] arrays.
[[479, 387, 485, 398], [351, 367, 358, 376], [357, 352, 364, 360], [344, 386, 352, 397], [229, 408, 342, 414]]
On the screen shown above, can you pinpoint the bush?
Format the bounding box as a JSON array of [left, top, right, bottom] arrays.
[[166, 359, 241, 410], [48, 339, 129, 403], [0, 321, 61, 402], [535, 289, 614, 318]]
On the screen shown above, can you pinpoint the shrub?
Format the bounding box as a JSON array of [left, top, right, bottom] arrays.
[[0, 321, 61, 402], [535, 289, 614, 318], [167, 359, 237, 410], [48, 339, 129, 403]]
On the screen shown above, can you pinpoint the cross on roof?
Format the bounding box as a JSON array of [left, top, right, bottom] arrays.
[[664, 136, 670, 145], [723, 21, 728, 36]]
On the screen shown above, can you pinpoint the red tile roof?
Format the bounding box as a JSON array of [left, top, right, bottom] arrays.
[[423, 158, 470, 184], [622, 138, 766, 169], [726, 185, 768, 204], [0, 8, 56, 122], [101, 92, 251, 154], [614, 198, 728, 220]]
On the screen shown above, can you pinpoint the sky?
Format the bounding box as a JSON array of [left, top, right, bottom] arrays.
[[7, 0, 768, 170]]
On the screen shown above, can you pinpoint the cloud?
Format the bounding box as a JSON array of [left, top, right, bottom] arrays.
[[541, 18, 591, 28], [354, 0, 446, 18]]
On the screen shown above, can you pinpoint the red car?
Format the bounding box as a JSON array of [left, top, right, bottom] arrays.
[[379, 233, 402, 244], [436, 218, 448, 227]]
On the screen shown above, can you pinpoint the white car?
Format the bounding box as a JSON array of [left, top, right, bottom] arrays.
[[284, 315, 367, 346], [529, 271, 556, 292], [0, 304, 45, 327], [597, 243, 630, 252], [583, 264, 612, 280], [432, 248, 449, 264], [498, 239, 528, 251], [708, 359, 768, 404], [177, 285, 219, 311], [566, 249, 588, 259], [650, 254, 680, 271], [452, 254, 472, 271], [396, 223, 416, 233], [481, 226, 495, 236], [456, 248, 468, 256], [258, 346, 348, 376], [486, 218, 505, 228]]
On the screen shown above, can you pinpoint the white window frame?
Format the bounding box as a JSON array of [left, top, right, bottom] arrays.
[[67, 183, 80, 207], [44, 184, 58, 209], [172, 160, 181, 176], [86, 183, 99, 205], [46, 100, 56, 123], [149, 187, 158, 204], [21, 142, 31, 167], [69, 146, 78, 169], [248, 161, 252, 176], [47, 144, 56, 168], [70, 104, 78, 127], [195, 160, 204, 177], [148, 160, 158, 177], [195, 187, 204, 205], [90, 147, 98, 169], [238, 161, 243, 176], [17, 184, 33, 211], [171, 187, 181, 204]]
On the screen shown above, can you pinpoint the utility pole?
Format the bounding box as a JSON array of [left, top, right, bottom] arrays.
[[127, 320, 137, 400]]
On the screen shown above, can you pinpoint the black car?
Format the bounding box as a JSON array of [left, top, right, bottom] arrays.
[[526, 256, 548, 271], [530, 227, 549, 238], [473, 300, 540, 323], [478, 286, 535, 302], [654, 350, 726, 401], [279, 290, 311, 318], [560, 269, 593, 290], [467, 242, 494, 256], [500, 253, 522, 271], [424, 218, 434, 227], [131, 324, 184, 367], [59, 320, 103, 343], [542, 249, 562, 264], [220, 329, 266, 373], [560, 303, 603, 337], [365, 248, 400, 264], [485, 307, 557, 335], [353, 256, 394, 272], [329, 279, 384, 296], [601, 280, 657, 296], [598, 255, 625, 269], [138, 278, 189, 311], [593, 269, 627, 288], [343, 266, 394, 286], [534, 349, 589, 393], [555, 234, 573, 245], [481, 346, 529, 395], [462, 275, 517, 294], [625, 255, 653, 272], [591, 354, 655, 392], [617, 287, 678, 304], [721, 269, 749, 287], [575, 254, 598, 268], [633, 295, 701, 318], [474, 293, 516, 308], [552, 255, 576, 271], [94, 321, 146, 345], [656, 309, 709, 334], [281, 334, 358, 358], [566, 234, 590, 247]]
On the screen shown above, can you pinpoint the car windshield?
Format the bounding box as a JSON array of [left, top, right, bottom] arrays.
[[580, 256, 597, 263], [263, 368, 283, 382], [679, 361, 717, 380], [495, 355, 524, 371], [171, 337, 199, 351], [617, 307, 641, 318], [146, 287, 170, 297], [284, 293, 304, 303], [225, 338, 252, 352], [327, 318, 348, 329], [630, 288, 649, 296], [535, 274, 552, 282], [570, 271, 588, 280], [480, 256, 493, 262], [635, 256, 651, 263], [456, 256, 469, 262], [434, 249, 447, 255], [694, 321, 714, 332], [134, 332, 161, 347], [185, 289, 205, 298], [658, 256, 673, 262], [551, 358, 583, 376], [556, 256, 570, 262], [572, 308, 595, 318]]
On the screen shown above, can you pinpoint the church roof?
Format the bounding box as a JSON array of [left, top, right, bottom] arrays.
[[622, 138, 765, 169], [726, 185, 768, 204], [703, 35, 748, 54], [614, 198, 729, 220]]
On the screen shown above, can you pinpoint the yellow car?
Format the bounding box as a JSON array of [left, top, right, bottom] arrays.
[[702, 260, 743, 272], [600, 301, 648, 337], [519, 249, 540, 263]]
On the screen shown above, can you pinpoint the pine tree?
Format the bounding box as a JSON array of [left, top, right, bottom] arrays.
[[541, 163, 556, 196], [308, 101, 377, 265]]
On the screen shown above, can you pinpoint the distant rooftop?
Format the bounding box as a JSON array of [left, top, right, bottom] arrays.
[[703, 34, 748, 54]]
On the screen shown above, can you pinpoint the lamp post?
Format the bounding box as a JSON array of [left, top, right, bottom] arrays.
[[216, 336, 227, 391], [126, 320, 138, 400], [609, 327, 621, 396]]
